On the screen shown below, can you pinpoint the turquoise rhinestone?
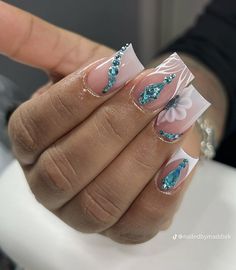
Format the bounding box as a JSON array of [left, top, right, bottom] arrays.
[[115, 54, 121, 60], [161, 159, 189, 190], [102, 43, 130, 94], [159, 130, 181, 141], [164, 73, 176, 83], [109, 66, 119, 76], [139, 82, 165, 105], [112, 59, 120, 66], [138, 74, 176, 105]]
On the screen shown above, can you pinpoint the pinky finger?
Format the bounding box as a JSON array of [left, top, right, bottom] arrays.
[[103, 146, 199, 244]]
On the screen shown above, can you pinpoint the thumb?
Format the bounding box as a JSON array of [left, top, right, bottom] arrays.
[[0, 1, 113, 76]]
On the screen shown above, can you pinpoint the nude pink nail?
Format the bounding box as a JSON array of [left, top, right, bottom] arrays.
[[155, 85, 210, 142], [87, 43, 144, 95], [132, 53, 194, 111], [156, 148, 199, 192]]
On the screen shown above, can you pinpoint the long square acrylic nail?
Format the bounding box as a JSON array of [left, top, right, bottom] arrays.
[[132, 53, 194, 111], [87, 43, 144, 96]]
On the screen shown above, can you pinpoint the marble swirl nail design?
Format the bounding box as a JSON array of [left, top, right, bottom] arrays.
[[132, 53, 194, 111], [155, 85, 211, 142], [156, 148, 199, 192]]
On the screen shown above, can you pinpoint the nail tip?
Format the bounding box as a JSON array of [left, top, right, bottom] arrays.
[[127, 43, 145, 72]]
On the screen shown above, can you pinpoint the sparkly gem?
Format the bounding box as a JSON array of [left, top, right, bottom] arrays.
[[138, 74, 176, 105], [161, 159, 188, 190], [102, 43, 130, 94], [109, 66, 119, 76], [112, 59, 120, 66], [159, 130, 181, 142], [164, 73, 176, 83]]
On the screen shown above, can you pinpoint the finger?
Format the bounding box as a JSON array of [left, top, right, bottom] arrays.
[[8, 44, 144, 164], [57, 120, 184, 233], [31, 82, 52, 98], [56, 86, 210, 233], [0, 1, 113, 75], [104, 135, 200, 244], [26, 53, 194, 210]]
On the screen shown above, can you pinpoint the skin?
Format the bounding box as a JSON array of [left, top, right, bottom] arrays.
[[0, 1, 227, 244]]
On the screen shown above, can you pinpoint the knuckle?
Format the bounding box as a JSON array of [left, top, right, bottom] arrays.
[[37, 147, 74, 194], [79, 187, 120, 232], [8, 105, 38, 163], [132, 138, 159, 171], [9, 15, 35, 58], [96, 105, 125, 142], [48, 91, 75, 119]]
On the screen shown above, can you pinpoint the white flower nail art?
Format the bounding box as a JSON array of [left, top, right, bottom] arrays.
[[157, 87, 193, 123]]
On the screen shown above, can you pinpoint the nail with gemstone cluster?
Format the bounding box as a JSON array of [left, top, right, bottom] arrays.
[[87, 43, 144, 96], [103, 44, 130, 94], [156, 148, 199, 192], [138, 74, 176, 105], [132, 53, 194, 111]]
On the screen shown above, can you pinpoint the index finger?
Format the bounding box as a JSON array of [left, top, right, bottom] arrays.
[[0, 1, 113, 75], [8, 44, 144, 164]]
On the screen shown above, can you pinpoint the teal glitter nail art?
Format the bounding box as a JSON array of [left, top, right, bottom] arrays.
[[159, 130, 182, 142], [138, 74, 176, 105], [102, 43, 130, 94], [161, 159, 188, 190]]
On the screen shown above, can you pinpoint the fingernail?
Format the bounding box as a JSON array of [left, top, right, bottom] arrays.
[[155, 85, 210, 142], [87, 43, 144, 95], [156, 148, 199, 192], [132, 53, 194, 111]]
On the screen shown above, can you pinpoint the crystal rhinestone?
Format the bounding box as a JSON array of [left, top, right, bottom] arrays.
[[138, 74, 176, 105], [161, 159, 188, 190], [102, 44, 129, 93], [109, 66, 119, 76], [115, 54, 121, 60], [112, 59, 120, 66], [162, 169, 181, 190], [164, 74, 176, 83], [159, 130, 181, 141]]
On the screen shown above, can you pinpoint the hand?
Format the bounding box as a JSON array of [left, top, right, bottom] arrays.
[[2, 2, 224, 244], [0, 1, 113, 78]]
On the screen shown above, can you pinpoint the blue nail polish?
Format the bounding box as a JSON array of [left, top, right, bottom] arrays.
[[161, 159, 188, 190], [138, 74, 176, 105], [102, 43, 130, 94]]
